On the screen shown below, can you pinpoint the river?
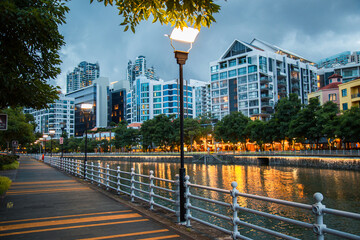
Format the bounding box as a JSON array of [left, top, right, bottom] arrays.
[[90, 160, 360, 239]]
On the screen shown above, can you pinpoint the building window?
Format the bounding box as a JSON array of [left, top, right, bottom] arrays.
[[220, 62, 227, 69], [248, 91, 258, 99], [220, 72, 228, 80], [248, 65, 257, 73], [212, 82, 219, 89], [238, 76, 247, 84], [248, 74, 258, 82], [211, 74, 219, 81], [154, 103, 161, 108], [154, 110, 161, 114], [220, 80, 228, 88], [342, 103, 348, 110], [228, 69, 237, 77], [341, 89, 347, 97], [329, 93, 337, 101], [141, 83, 149, 92], [229, 59, 236, 67], [211, 65, 219, 73], [238, 56, 246, 65], [154, 97, 161, 103], [153, 92, 161, 97], [153, 85, 161, 91], [238, 67, 246, 75]]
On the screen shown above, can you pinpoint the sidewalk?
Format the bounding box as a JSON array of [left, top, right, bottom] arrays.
[[0, 156, 193, 240]]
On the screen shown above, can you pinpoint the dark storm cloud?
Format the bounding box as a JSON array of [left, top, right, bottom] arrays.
[[58, 0, 360, 92]]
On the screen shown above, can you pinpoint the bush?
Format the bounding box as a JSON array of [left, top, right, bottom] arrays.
[[1, 161, 19, 170], [0, 155, 19, 170], [0, 176, 12, 195]]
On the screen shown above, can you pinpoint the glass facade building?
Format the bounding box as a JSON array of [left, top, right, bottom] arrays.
[[210, 39, 318, 121]]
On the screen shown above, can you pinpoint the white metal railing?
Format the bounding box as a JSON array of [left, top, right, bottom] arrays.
[[39, 155, 360, 240], [44, 149, 360, 157]]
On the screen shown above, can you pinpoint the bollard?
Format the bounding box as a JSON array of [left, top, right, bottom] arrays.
[[184, 175, 192, 227], [117, 166, 121, 194], [312, 192, 326, 240], [106, 164, 110, 190], [130, 168, 135, 202], [149, 170, 154, 211], [231, 181, 241, 240], [175, 174, 180, 223]]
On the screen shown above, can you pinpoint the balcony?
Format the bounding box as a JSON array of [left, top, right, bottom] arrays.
[[291, 77, 300, 83], [351, 93, 360, 100], [261, 93, 273, 99], [261, 101, 274, 108], [292, 84, 300, 90], [260, 77, 270, 83], [278, 88, 287, 96], [277, 80, 287, 86], [277, 70, 286, 79], [260, 84, 273, 91], [292, 66, 299, 72]]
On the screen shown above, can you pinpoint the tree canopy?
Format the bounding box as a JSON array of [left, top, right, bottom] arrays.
[[0, 0, 69, 110], [90, 0, 221, 32]]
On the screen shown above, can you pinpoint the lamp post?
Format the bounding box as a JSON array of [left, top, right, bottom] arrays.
[[167, 26, 199, 223], [81, 103, 93, 179], [60, 122, 66, 159], [49, 130, 56, 157], [43, 134, 48, 156]]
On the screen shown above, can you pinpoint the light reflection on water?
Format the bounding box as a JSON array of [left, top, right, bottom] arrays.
[[93, 160, 360, 239]]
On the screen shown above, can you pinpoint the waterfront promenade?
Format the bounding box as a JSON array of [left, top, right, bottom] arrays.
[[0, 156, 200, 240]]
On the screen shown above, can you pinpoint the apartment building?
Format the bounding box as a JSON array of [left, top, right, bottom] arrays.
[[24, 94, 75, 139], [209, 38, 318, 120], [339, 78, 360, 111]]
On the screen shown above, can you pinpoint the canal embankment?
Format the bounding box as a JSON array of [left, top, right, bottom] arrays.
[[67, 153, 360, 170]]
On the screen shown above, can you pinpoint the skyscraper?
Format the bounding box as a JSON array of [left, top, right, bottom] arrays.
[[127, 56, 159, 90], [66, 61, 100, 93]]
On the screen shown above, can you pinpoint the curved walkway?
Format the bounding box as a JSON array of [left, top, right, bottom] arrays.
[[0, 157, 192, 240]]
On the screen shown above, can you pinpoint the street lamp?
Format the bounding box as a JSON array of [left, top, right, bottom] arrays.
[[49, 130, 56, 157], [43, 134, 48, 156], [81, 103, 93, 179], [166, 26, 199, 223]]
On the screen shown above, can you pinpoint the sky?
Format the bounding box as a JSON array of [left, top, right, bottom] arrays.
[[58, 0, 360, 93]]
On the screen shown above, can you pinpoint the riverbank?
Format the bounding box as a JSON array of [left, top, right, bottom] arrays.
[[64, 153, 360, 170]]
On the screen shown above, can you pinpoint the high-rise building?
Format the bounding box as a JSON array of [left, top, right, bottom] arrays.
[[126, 76, 207, 124], [209, 38, 318, 121], [108, 81, 127, 125], [194, 82, 211, 118], [24, 94, 75, 139], [316, 51, 360, 69], [66, 61, 100, 93], [65, 77, 109, 136], [127, 56, 159, 90]]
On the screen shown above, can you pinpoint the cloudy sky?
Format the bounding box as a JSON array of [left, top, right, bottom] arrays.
[[58, 0, 360, 93]]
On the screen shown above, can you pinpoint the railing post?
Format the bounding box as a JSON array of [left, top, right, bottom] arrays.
[[84, 160, 88, 180], [312, 192, 326, 240], [184, 175, 191, 227], [231, 181, 240, 240], [97, 163, 101, 186], [90, 162, 94, 183], [117, 166, 121, 194], [106, 164, 109, 190], [175, 174, 180, 223], [149, 170, 154, 211], [130, 168, 135, 202]]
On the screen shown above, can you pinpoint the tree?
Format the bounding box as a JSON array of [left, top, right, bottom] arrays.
[[335, 107, 360, 149], [0, 108, 35, 151], [0, 0, 69, 110], [214, 112, 249, 152], [317, 101, 339, 149], [91, 0, 221, 33], [272, 93, 301, 150], [246, 120, 266, 151], [140, 114, 175, 151], [114, 121, 139, 151], [288, 98, 322, 149]]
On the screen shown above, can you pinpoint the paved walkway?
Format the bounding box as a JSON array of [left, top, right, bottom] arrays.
[[0, 157, 191, 240]]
